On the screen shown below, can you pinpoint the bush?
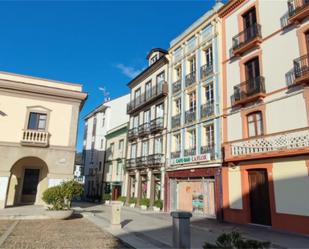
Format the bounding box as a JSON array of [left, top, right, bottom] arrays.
[[117, 196, 126, 203], [129, 197, 137, 204], [103, 194, 111, 201], [203, 231, 270, 249], [154, 199, 163, 209], [140, 198, 150, 207], [42, 180, 84, 210]]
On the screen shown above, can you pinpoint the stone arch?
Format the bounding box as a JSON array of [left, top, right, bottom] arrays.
[[6, 156, 49, 207]]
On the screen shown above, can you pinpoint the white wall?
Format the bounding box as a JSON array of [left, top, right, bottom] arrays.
[[228, 166, 243, 209]]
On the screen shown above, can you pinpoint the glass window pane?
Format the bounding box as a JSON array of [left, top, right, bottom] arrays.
[[28, 113, 37, 129]]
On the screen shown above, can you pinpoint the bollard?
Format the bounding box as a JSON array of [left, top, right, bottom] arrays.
[[171, 211, 192, 249], [111, 201, 122, 229]]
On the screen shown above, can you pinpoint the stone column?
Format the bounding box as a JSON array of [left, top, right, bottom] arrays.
[[149, 170, 155, 207], [160, 167, 165, 201], [125, 172, 131, 205], [136, 170, 141, 206], [146, 168, 152, 199], [171, 211, 192, 249]]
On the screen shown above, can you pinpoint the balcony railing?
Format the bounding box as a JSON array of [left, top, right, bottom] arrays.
[[288, 0, 309, 23], [148, 154, 164, 166], [21, 129, 49, 147], [128, 127, 138, 140], [185, 109, 196, 124], [185, 71, 196, 87], [200, 145, 216, 160], [232, 76, 266, 106], [127, 82, 168, 114], [172, 79, 182, 93], [225, 127, 309, 161], [136, 156, 148, 167], [126, 158, 136, 168], [293, 54, 309, 85], [201, 101, 215, 119], [172, 114, 181, 129], [184, 147, 196, 156], [232, 23, 262, 56], [138, 123, 150, 137], [200, 64, 213, 80], [171, 150, 181, 159], [150, 117, 164, 133]]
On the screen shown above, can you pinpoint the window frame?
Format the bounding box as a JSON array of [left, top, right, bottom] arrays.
[[247, 111, 264, 138]]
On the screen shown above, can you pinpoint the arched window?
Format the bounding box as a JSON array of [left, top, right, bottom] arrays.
[[247, 111, 263, 137]]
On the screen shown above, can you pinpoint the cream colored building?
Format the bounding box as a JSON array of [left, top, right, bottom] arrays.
[[0, 71, 87, 208], [104, 123, 128, 199]]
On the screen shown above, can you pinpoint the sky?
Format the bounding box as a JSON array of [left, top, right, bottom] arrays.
[[0, 0, 218, 152]]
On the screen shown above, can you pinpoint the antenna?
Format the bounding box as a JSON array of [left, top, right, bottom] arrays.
[[98, 87, 110, 103]]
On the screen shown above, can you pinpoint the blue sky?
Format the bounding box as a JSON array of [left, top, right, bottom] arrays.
[[0, 0, 216, 152]]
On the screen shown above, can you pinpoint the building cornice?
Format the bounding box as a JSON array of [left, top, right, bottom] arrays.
[[218, 0, 247, 18]]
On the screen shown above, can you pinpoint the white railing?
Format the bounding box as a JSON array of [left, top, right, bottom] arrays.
[[229, 128, 309, 157], [21, 129, 49, 147]]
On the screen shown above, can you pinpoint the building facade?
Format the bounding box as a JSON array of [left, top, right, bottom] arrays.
[[0, 72, 87, 208], [126, 48, 169, 207], [219, 0, 309, 235], [104, 123, 128, 200], [83, 94, 130, 200], [165, 2, 223, 219]]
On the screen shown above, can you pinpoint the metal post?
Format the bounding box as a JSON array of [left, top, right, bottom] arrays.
[[171, 211, 192, 249]]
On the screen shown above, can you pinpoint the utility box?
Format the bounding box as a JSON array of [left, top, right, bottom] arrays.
[[111, 201, 122, 228]]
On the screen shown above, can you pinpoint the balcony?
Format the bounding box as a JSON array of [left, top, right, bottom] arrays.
[[232, 23, 262, 56], [201, 101, 215, 119], [172, 114, 181, 129], [172, 79, 182, 94], [288, 0, 309, 24], [200, 64, 213, 80], [185, 71, 196, 87], [224, 127, 309, 162], [200, 145, 216, 160], [128, 127, 138, 141], [185, 110, 196, 124], [184, 147, 196, 156], [21, 129, 49, 147], [136, 156, 148, 168], [293, 54, 309, 85], [148, 154, 164, 166], [150, 117, 164, 133], [171, 151, 181, 159], [138, 123, 150, 137], [127, 82, 168, 114], [126, 158, 136, 168], [232, 76, 266, 106]]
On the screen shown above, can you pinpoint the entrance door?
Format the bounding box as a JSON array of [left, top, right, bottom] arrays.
[[248, 169, 271, 226], [22, 169, 40, 204], [112, 185, 121, 200]]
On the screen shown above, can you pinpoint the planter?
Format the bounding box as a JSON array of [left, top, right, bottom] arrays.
[[129, 203, 136, 208], [140, 205, 148, 210], [153, 206, 161, 212], [105, 200, 111, 205], [45, 209, 74, 220]]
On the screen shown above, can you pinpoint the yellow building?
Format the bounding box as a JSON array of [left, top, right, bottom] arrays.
[[0, 71, 87, 208]]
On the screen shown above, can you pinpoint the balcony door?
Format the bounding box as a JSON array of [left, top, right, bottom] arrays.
[[245, 57, 260, 93], [156, 103, 164, 118], [144, 110, 151, 124], [156, 72, 165, 92], [145, 81, 152, 100], [243, 8, 257, 40], [134, 88, 141, 105], [22, 169, 40, 204], [205, 46, 213, 67], [306, 31, 309, 53], [188, 91, 196, 112]]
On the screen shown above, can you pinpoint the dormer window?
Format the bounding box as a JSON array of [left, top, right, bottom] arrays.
[[28, 112, 47, 130], [150, 54, 159, 65]]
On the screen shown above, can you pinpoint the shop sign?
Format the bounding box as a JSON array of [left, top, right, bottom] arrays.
[[172, 153, 211, 165]]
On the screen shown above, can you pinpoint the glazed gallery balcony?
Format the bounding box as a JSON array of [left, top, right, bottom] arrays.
[[185, 71, 196, 87], [21, 129, 49, 147], [288, 0, 309, 24], [232, 76, 266, 106], [232, 23, 262, 56], [293, 54, 309, 85], [200, 63, 213, 80], [127, 82, 168, 114], [224, 127, 309, 162], [172, 79, 182, 94], [201, 101, 215, 119]]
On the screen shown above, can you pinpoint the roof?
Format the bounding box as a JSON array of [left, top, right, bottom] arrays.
[[146, 48, 168, 59], [84, 103, 108, 120]]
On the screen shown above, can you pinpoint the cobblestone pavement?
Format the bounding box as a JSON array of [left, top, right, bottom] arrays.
[[0, 216, 129, 249]]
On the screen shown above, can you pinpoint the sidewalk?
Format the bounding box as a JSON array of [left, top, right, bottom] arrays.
[[74, 203, 309, 249]]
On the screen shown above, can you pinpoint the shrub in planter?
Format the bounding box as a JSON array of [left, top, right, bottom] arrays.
[[203, 231, 270, 249], [154, 200, 163, 209], [103, 194, 112, 202], [129, 197, 137, 204], [140, 198, 150, 207], [117, 196, 126, 203]]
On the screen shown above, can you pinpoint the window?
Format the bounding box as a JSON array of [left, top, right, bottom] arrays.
[[243, 8, 257, 29], [154, 136, 163, 154], [189, 56, 196, 73], [156, 71, 165, 91], [188, 129, 196, 149], [188, 91, 196, 111], [306, 31, 309, 53], [100, 139, 104, 149], [110, 143, 114, 157], [142, 141, 149, 156], [145, 81, 152, 99], [28, 112, 47, 130], [205, 46, 213, 67], [131, 144, 137, 158], [205, 124, 214, 147], [156, 103, 164, 118], [133, 115, 139, 128], [245, 57, 260, 81], [135, 88, 141, 105], [116, 161, 122, 175], [118, 139, 124, 150], [175, 66, 182, 80], [150, 54, 159, 65], [92, 116, 97, 136], [205, 83, 214, 103], [144, 110, 151, 124], [102, 117, 105, 127], [247, 112, 263, 137], [99, 161, 102, 171], [83, 123, 88, 140], [174, 133, 181, 152], [175, 98, 181, 114]]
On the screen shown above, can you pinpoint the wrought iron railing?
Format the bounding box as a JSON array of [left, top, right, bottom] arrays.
[[288, 0, 309, 17], [172, 79, 182, 93], [171, 151, 181, 159], [200, 145, 216, 160], [201, 101, 214, 119], [138, 123, 150, 137], [294, 54, 309, 79], [184, 147, 196, 156], [126, 158, 136, 168], [148, 154, 164, 165], [136, 156, 148, 167], [232, 23, 262, 51], [172, 114, 181, 128], [128, 127, 138, 140], [185, 71, 196, 87], [200, 63, 213, 79], [185, 109, 196, 124], [150, 117, 164, 132]]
